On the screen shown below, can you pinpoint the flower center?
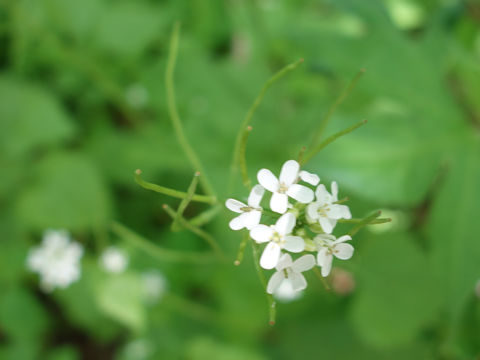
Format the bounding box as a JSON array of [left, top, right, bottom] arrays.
[[317, 205, 331, 217], [271, 231, 285, 246], [278, 182, 289, 194]]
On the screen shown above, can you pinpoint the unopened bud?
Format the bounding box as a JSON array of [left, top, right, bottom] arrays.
[[331, 268, 355, 296]]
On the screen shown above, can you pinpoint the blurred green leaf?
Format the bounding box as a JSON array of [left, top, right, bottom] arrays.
[[427, 139, 480, 335], [0, 287, 49, 341], [350, 232, 441, 348], [46, 346, 80, 360], [0, 77, 75, 159], [94, 2, 164, 57], [185, 336, 267, 360], [17, 152, 111, 231], [95, 272, 146, 333]]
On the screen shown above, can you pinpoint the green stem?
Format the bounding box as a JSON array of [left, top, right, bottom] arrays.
[[111, 221, 215, 264], [301, 119, 367, 165], [172, 172, 200, 231], [347, 211, 382, 236], [313, 266, 331, 291], [134, 169, 216, 205], [162, 204, 226, 261], [251, 242, 276, 325], [166, 22, 215, 197], [234, 232, 250, 266], [339, 217, 391, 224], [189, 205, 222, 227], [309, 68, 365, 149], [230, 58, 304, 189]]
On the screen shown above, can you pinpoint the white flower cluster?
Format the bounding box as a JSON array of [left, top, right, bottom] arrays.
[[27, 230, 84, 292], [226, 160, 354, 296], [100, 246, 129, 274]]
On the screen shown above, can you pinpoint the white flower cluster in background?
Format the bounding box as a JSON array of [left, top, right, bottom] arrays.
[[100, 246, 129, 274], [226, 160, 354, 298], [27, 230, 84, 292]]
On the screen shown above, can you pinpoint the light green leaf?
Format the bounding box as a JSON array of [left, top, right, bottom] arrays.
[[0, 77, 75, 158], [17, 152, 111, 231], [95, 272, 146, 333], [94, 3, 164, 57], [427, 139, 480, 329], [350, 232, 441, 348]]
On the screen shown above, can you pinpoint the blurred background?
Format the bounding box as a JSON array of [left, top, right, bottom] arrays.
[[1, 0, 480, 359]]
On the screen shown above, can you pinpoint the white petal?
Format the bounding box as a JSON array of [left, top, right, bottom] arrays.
[[326, 204, 351, 220], [248, 184, 265, 207], [319, 216, 335, 234], [306, 202, 320, 221], [229, 215, 245, 230], [275, 253, 293, 271], [243, 210, 262, 230], [279, 160, 299, 186], [291, 254, 316, 273], [289, 272, 308, 292], [315, 184, 332, 204], [315, 234, 336, 245], [334, 235, 352, 244], [267, 271, 285, 294], [225, 199, 246, 213], [334, 243, 354, 260], [250, 225, 273, 243], [270, 192, 288, 214], [299, 170, 320, 186], [274, 212, 296, 235], [287, 184, 314, 203], [260, 242, 281, 269], [321, 256, 333, 277], [257, 169, 279, 193], [283, 235, 305, 253], [331, 181, 339, 201], [316, 247, 330, 267]]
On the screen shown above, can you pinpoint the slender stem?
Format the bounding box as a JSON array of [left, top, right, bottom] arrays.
[[347, 211, 382, 236], [189, 205, 222, 227], [338, 217, 391, 224], [251, 242, 276, 325], [172, 172, 200, 231], [239, 125, 253, 188], [166, 22, 215, 197], [162, 204, 226, 261], [297, 146, 307, 163], [313, 267, 331, 291], [301, 119, 367, 165], [309, 68, 365, 149], [134, 169, 216, 205], [334, 197, 349, 204], [234, 232, 250, 266], [111, 221, 215, 264], [230, 58, 304, 189]]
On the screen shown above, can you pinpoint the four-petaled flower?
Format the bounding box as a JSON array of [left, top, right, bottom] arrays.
[[315, 234, 354, 277], [257, 160, 316, 214], [267, 253, 316, 294], [250, 212, 305, 269], [306, 181, 351, 234], [226, 185, 265, 230]]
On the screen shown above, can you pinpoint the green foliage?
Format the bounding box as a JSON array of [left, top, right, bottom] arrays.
[[1, 0, 480, 358]]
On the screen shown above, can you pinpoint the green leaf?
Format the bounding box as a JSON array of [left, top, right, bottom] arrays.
[[350, 232, 441, 348], [95, 272, 146, 333], [0, 287, 50, 341], [46, 346, 80, 360], [17, 152, 111, 231], [0, 77, 75, 159], [94, 3, 164, 57], [185, 337, 267, 360], [427, 139, 480, 330]]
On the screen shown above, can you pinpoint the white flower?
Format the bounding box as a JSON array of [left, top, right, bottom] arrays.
[[315, 234, 354, 277], [27, 229, 83, 292], [100, 246, 129, 274], [250, 212, 305, 269], [141, 270, 167, 304], [273, 279, 303, 303], [226, 184, 265, 230], [267, 253, 316, 294], [257, 160, 317, 214], [306, 181, 351, 234]]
